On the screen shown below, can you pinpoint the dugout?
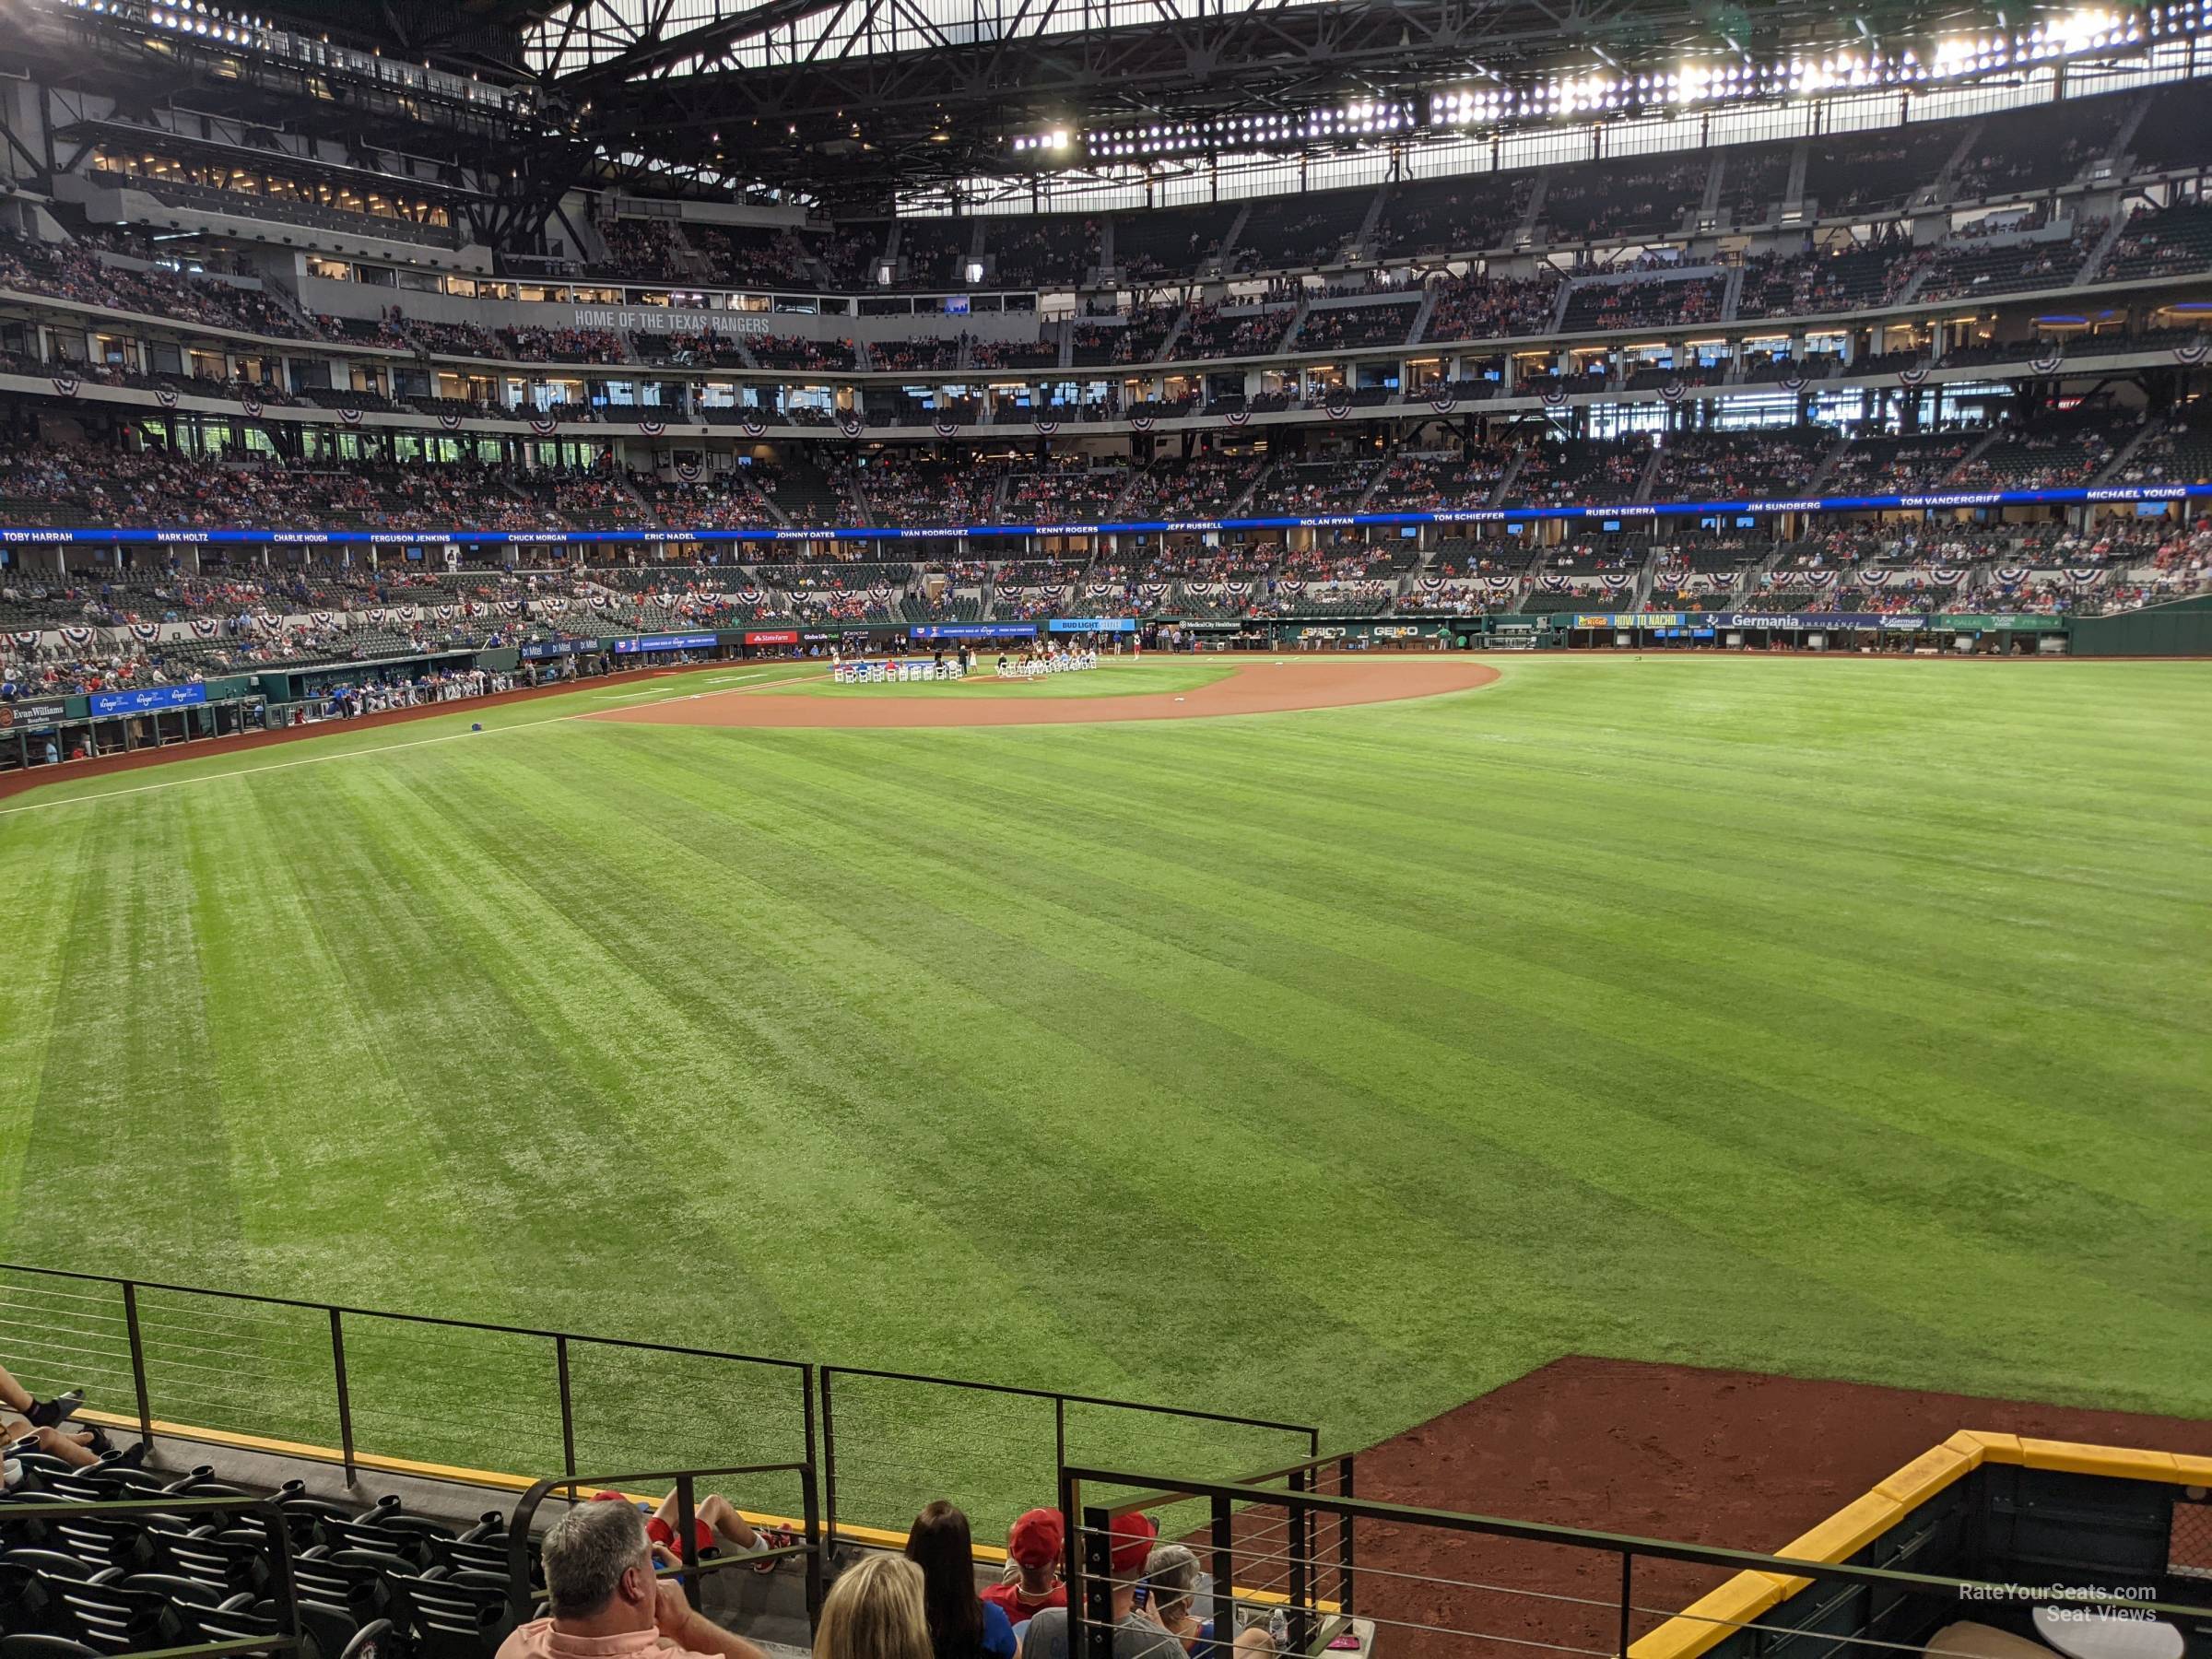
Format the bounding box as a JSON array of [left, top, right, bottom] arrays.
[[0, 681, 265, 771]]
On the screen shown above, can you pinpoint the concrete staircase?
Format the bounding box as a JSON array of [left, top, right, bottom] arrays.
[[1152, 299, 1194, 364], [2089, 416, 2165, 486], [2076, 215, 2127, 286], [1349, 185, 1389, 261], [1804, 427, 1853, 495], [1719, 264, 1746, 322], [1210, 204, 1253, 276], [1782, 141, 1810, 218], [1407, 283, 1441, 347], [1516, 176, 1548, 245], [1631, 441, 1665, 503]]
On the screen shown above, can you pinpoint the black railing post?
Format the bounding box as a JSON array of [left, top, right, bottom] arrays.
[[1081, 1500, 1114, 1659], [801, 1457, 826, 1628], [1618, 1549, 1634, 1659], [1054, 1394, 1067, 1476], [262, 1500, 304, 1649], [1058, 1468, 1086, 1659], [1288, 1465, 1312, 1654], [1337, 1454, 1356, 1618], [1211, 1495, 1236, 1659], [801, 1363, 828, 1609], [677, 1472, 700, 1601], [120, 1281, 153, 1447], [328, 1308, 356, 1485], [818, 1367, 839, 1550], [555, 1335, 578, 1479]]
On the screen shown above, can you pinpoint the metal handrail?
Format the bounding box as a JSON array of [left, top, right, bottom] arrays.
[[1056, 1462, 2212, 1659], [507, 1463, 823, 1626], [0, 1259, 1314, 1547], [817, 1362, 1316, 1548]]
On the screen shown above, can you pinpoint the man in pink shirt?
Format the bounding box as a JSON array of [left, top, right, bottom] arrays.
[[498, 1497, 769, 1659]]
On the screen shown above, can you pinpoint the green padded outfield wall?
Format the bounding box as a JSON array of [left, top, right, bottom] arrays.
[[2068, 594, 2212, 655]]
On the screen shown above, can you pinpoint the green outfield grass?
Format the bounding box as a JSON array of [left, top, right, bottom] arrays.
[[1, 654, 2207, 1532]]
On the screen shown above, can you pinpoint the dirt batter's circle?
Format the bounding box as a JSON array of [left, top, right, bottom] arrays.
[[589, 656, 1501, 732]]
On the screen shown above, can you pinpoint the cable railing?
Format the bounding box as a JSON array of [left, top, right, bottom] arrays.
[[1056, 1463, 2212, 1659], [0, 1261, 1314, 1547], [507, 1463, 824, 1624]]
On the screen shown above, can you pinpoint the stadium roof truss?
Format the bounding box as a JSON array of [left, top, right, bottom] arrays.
[[536, 0, 1718, 203]]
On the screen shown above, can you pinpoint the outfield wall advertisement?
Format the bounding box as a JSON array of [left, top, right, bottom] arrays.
[[2, 482, 2203, 548]]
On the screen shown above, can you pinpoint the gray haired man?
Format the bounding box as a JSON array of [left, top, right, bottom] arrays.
[[497, 1498, 768, 1659]]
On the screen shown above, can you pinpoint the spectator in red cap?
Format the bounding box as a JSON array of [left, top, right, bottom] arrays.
[[983, 1510, 1067, 1632], [1017, 1513, 1178, 1659]]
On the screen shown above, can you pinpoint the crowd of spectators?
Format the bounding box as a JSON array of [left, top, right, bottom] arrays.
[[753, 334, 856, 371], [0, 229, 319, 338], [502, 327, 629, 364], [1420, 273, 1560, 343], [1178, 303, 1294, 359], [1560, 274, 1726, 333]]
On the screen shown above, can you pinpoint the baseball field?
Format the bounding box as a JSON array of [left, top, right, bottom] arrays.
[[1, 653, 2206, 1536]]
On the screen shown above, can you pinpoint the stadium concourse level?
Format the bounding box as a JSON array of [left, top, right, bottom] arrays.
[[5, 429, 2211, 699], [4, 84, 2212, 445]]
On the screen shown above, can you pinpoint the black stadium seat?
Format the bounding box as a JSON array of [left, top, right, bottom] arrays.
[[384, 1565, 519, 1659], [1, 1636, 103, 1659]]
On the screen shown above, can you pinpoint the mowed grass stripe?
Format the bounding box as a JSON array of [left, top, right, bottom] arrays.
[[820, 727, 2212, 1226], [819, 716, 2206, 1114], [0, 807, 92, 1233], [604, 722, 2212, 1367], [594, 729, 2006, 1406], [484, 735, 1393, 1384]]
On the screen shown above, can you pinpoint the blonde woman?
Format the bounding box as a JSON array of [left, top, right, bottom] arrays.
[[817, 1554, 934, 1659]]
